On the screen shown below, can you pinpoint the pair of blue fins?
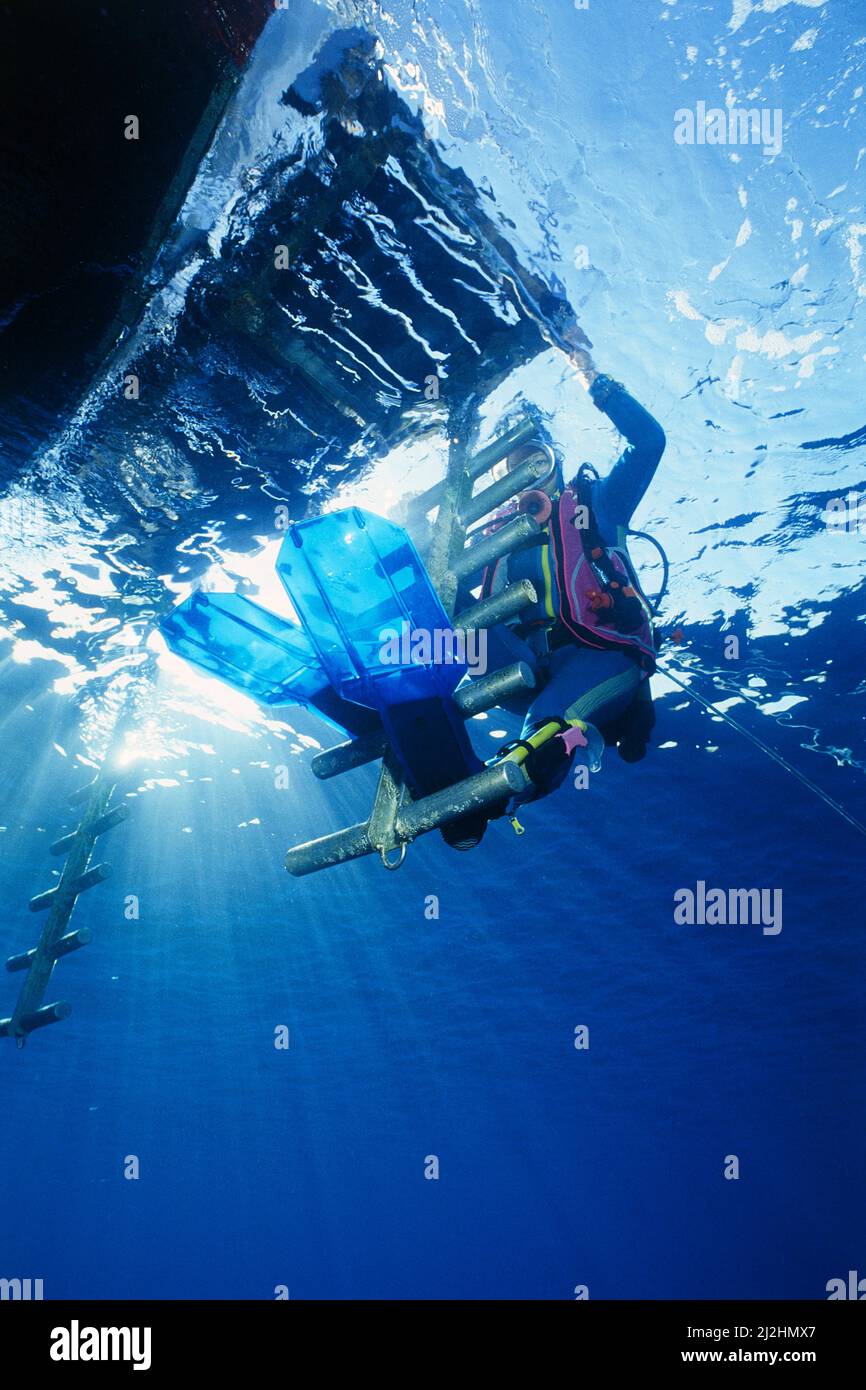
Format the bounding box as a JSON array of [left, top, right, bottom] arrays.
[[161, 509, 488, 838]]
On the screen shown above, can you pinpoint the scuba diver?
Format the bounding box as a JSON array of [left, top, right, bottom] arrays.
[[160, 328, 668, 860], [463, 328, 667, 827], [161, 324, 866, 867]]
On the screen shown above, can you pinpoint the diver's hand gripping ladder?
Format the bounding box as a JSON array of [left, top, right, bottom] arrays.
[[284, 413, 552, 877], [0, 777, 128, 1043]]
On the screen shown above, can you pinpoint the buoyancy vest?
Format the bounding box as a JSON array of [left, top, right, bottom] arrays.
[[479, 481, 657, 675]]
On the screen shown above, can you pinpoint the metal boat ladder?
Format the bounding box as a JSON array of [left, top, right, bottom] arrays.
[[284, 409, 555, 877], [1, 776, 128, 1044]]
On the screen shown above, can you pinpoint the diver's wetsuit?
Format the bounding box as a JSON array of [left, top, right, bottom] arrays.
[[473, 375, 666, 739]]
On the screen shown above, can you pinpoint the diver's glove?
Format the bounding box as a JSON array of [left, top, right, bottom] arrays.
[[492, 716, 604, 810], [589, 374, 625, 410]]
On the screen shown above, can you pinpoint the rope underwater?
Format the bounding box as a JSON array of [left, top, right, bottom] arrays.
[[620, 522, 865, 841], [657, 659, 866, 842]]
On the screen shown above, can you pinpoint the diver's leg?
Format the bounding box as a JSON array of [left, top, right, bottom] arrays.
[[498, 646, 641, 803], [530, 645, 641, 730]]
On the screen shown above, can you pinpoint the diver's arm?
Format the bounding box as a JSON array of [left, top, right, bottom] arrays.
[[561, 333, 665, 532], [588, 377, 666, 532]]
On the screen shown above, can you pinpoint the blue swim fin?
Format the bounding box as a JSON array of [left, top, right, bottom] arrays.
[[161, 510, 476, 774], [276, 508, 467, 712], [161, 591, 326, 706], [160, 591, 382, 737]]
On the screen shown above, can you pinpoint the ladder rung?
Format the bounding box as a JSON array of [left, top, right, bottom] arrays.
[[452, 513, 540, 580], [461, 454, 550, 527], [467, 419, 542, 482], [2, 1001, 72, 1036], [6, 927, 94, 974], [29, 863, 111, 912], [20, 1001, 71, 1033], [454, 661, 536, 715], [456, 579, 538, 632], [50, 803, 129, 856], [285, 822, 374, 877], [403, 417, 540, 521], [311, 731, 386, 781], [286, 760, 527, 877], [394, 760, 527, 840]]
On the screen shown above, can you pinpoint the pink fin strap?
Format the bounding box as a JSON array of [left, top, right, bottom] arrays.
[[560, 723, 588, 754]]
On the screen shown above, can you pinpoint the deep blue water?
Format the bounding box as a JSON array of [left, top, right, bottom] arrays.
[[1, 0, 865, 1300]]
